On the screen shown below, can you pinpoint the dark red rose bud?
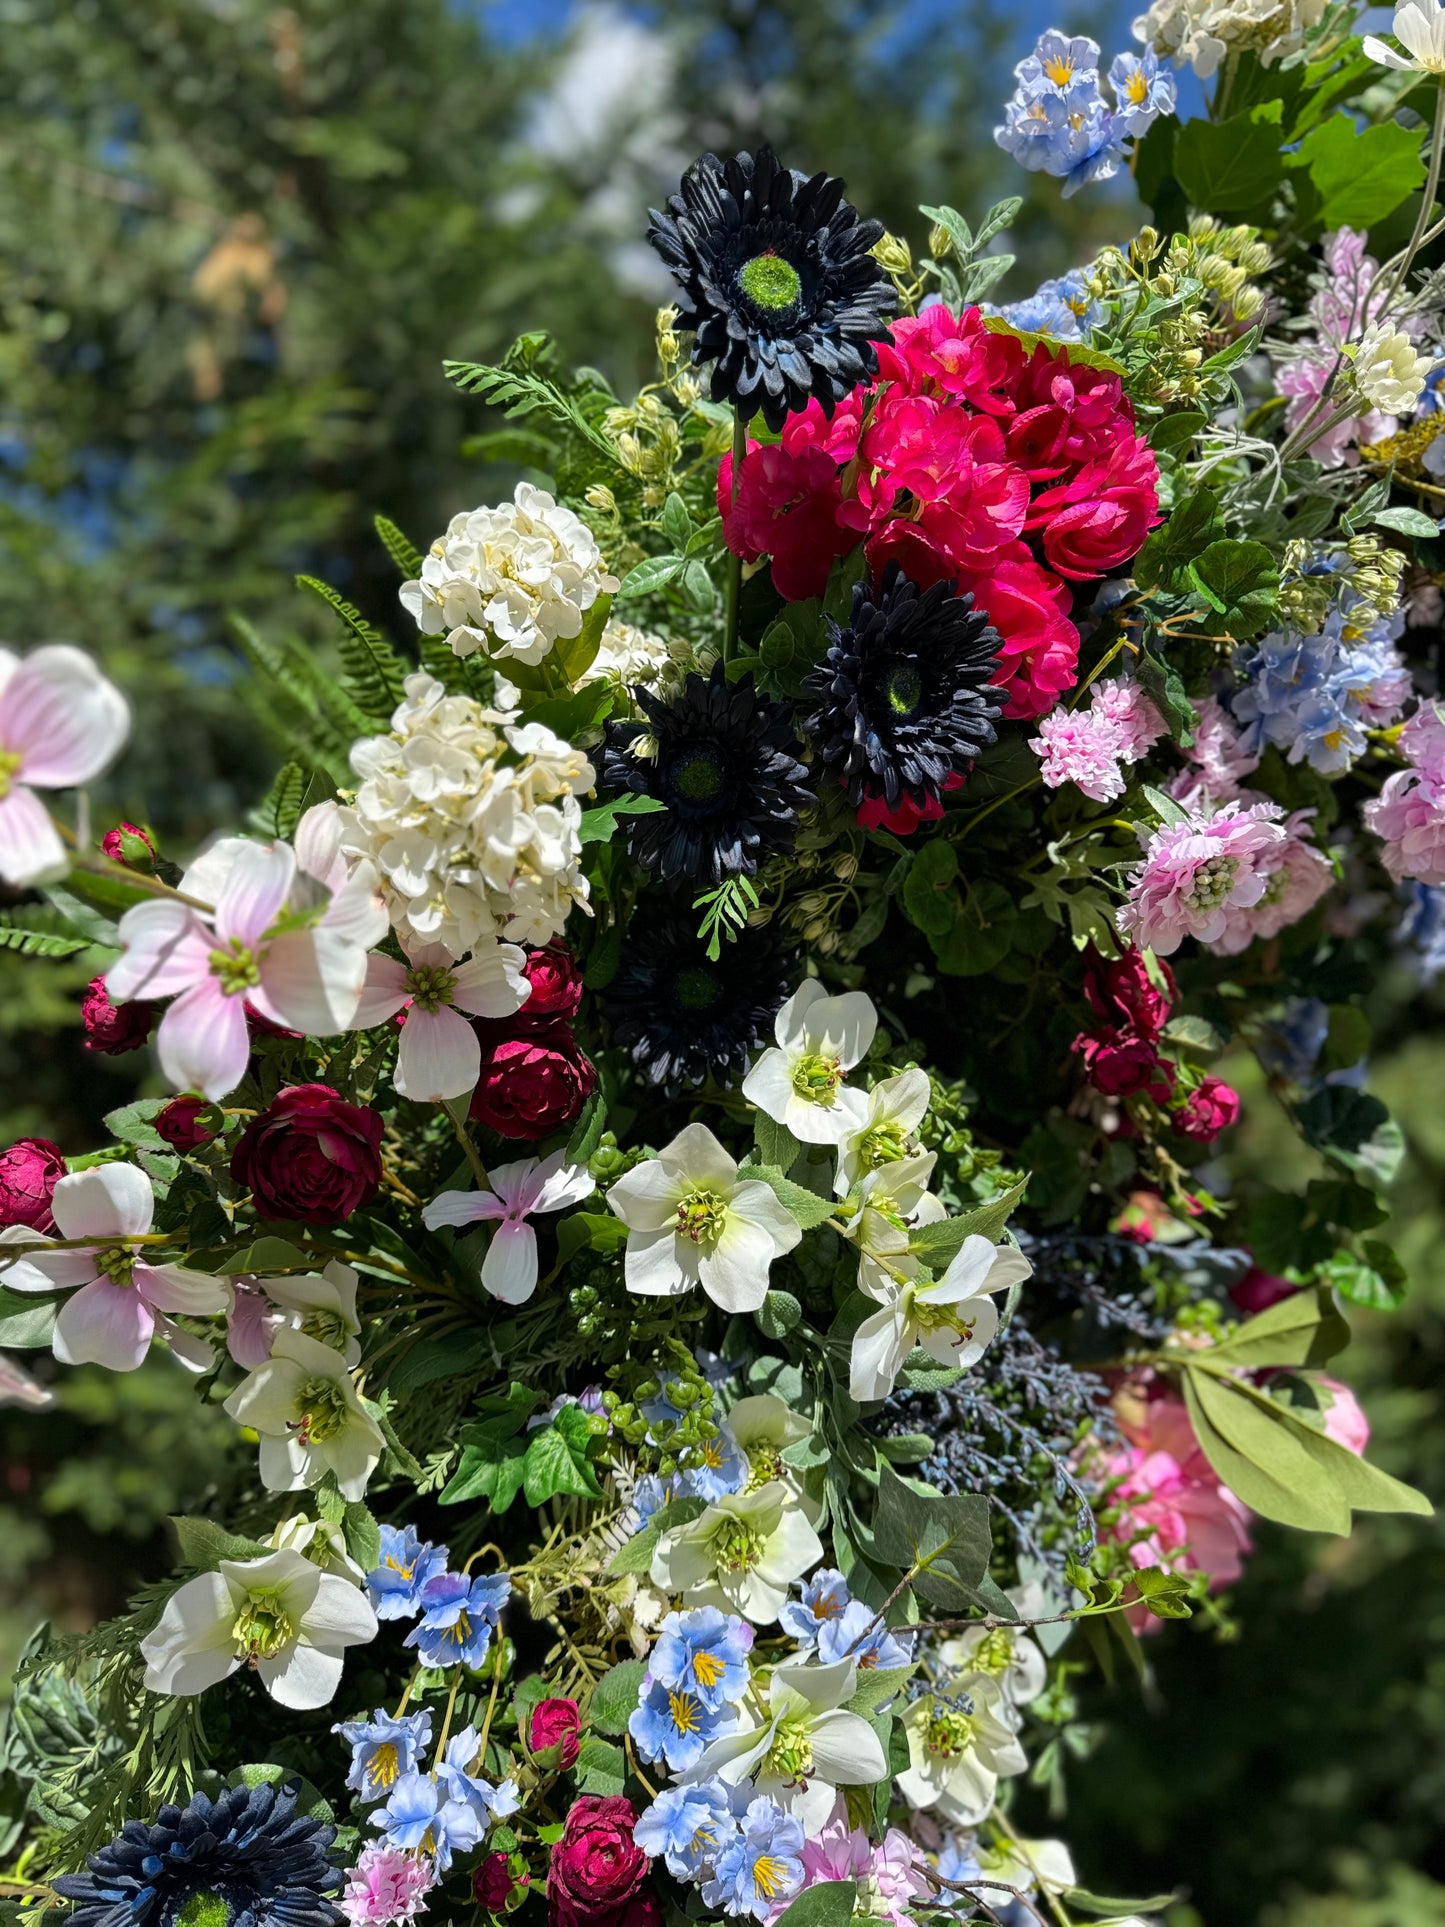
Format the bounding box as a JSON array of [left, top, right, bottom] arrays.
[[155, 1096, 218, 1153], [470, 1026, 597, 1141], [548, 1796, 650, 1927], [101, 822, 157, 870], [0, 1137, 66, 1231], [1073, 1028, 1174, 1101], [231, 1083, 384, 1225], [530, 1696, 582, 1769], [1171, 1076, 1240, 1143], [1082, 944, 1174, 1041], [475, 1853, 523, 1912], [81, 975, 154, 1055], [1231, 1263, 1298, 1315], [514, 943, 585, 1033]]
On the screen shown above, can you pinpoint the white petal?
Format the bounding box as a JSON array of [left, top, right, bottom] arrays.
[[352, 953, 409, 1028], [450, 942, 530, 1018], [697, 1216, 775, 1314], [729, 1179, 805, 1254], [299, 1572, 379, 1645], [608, 1159, 684, 1234], [481, 1220, 539, 1304], [293, 800, 347, 889], [774, 979, 828, 1049], [808, 1709, 888, 1785], [802, 990, 877, 1070], [322, 861, 390, 948], [395, 1004, 480, 1102], [258, 1640, 345, 1710], [659, 1122, 738, 1189], [108, 900, 214, 1002], [53, 1279, 153, 1370], [849, 1300, 908, 1402], [530, 1155, 596, 1213], [52, 1162, 155, 1239], [156, 982, 253, 1100], [625, 1227, 696, 1297], [0, 786, 67, 887], [1362, 31, 1417, 63], [740, 1048, 796, 1127], [422, 1188, 505, 1231], [260, 928, 368, 1036], [136, 1263, 229, 1316], [1, 645, 130, 787], [215, 839, 296, 946]]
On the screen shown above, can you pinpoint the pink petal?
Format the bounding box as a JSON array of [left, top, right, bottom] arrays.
[[0, 785, 67, 887], [215, 840, 295, 946], [421, 1188, 506, 1230], [52, 1162, 154, 1240], [53, 1279, 154, 1370], [108, 900, 214, 1002], [0, 645, 130, 787], [352, 953, 410, 1028], [136, 1262, 228, 1315], [451, 942, 530, 1020], [481, 1220, 539, 1304], [394, 1004, 480, 1103], [156, 980, 252, 1100]]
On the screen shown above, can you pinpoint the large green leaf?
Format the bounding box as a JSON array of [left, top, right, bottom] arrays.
[[870, 1463, 1008, 1614], [1296, 113, 1426, 231], [1174, 107, 1286, 216], [907, 1176, 1030, 1268], [1198, 1284, 1350, 1370], [1183, 1369, 1351, 1534]]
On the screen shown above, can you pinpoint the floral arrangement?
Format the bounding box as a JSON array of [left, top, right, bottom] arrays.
[[3, 4, 1445, 1924]]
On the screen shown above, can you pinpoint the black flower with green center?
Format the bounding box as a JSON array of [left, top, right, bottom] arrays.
[[601, 663, 813, 886], [801, 564, 1006, 818], [647, 145, 895, 432], [602, 904, 792, 1094]]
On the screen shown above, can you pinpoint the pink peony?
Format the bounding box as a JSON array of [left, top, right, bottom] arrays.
[[960, 545, 1079, 720], [1118, 799, 1288, 955], [340, 1845, 435, 1927], [1028, 435, 1163, 580], [769, 1816, 931, 1927], [0, 1137, 66, 1231], [1218, 808, 1333, 948], [81, 975, 154, 1056], [1364, 703, 1445, 884], [1083, 944, 1175, 1041]]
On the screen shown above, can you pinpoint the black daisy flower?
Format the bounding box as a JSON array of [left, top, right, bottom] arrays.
[[647, 146, 895, 433], [602, 904, 793, 1094], [601, 662, 813, 886], [54, 1781, 343, 1927], [802, 564, 1006, 818]]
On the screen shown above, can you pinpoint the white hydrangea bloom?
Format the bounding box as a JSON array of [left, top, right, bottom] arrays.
[[399, 483, 618, 667], [334, 675, 594, 954], [582, 617, 690, 700], [1352, 325, 1438, 415], [1133, 0, 1326, 75]]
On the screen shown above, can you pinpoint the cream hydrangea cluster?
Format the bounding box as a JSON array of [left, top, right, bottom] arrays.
[[399, 483, 618, 667], [582, 616, 692, 699], [336, 674, 594, 954], [1133, 0, 1326, 74]]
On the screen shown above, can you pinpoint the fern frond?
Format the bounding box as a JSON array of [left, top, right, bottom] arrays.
[[0, 905, 95, 958], [374, 513, 424, 579], [444, 358, 618, 460], [296, 573, 407, 721]]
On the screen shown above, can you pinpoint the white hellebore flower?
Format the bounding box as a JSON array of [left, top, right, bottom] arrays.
[[742, 980, 878, 1145], [833, 1068, 933, 1197], [267, 1511, 366, 1585], [724, 1394, 816, 1512], [607, 1122, 802, 1314], [0, 1164, 226, 1372], [423, 1151, 596, 1303], [683, 1653, 888, 1836], [0, 644, 130, 887], [839, 1155, 941, 1299], [651, 1481, 824, 1624], [141, 1547, 376, 1710], [263, 1261, 363, 1368], [352, 939, 530, 1102], [939, 1586, 1048, 1712], [1364, 0, 1445, 70], [898, 1678, 1027, 1826], [223, 1328, 385, 1501], [850, 1234, 1032, 1404], [1350, 324, 1438, 415]]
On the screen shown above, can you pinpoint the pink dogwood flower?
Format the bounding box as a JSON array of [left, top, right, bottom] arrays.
[[0, 644, 130, 886], [0, 1163, 225, 1370], [422, 1151, 595, 1302], [352, 941, 531, 1103]]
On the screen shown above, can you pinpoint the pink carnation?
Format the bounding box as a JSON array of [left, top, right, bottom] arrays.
[[770, 1818, 930, 1927], [340, 1846, 435, 1927], [1364, 703, 1445, 884], [1117, 799, 1287, 955], [1033, 677, 1164, 801], [874, 304, 1026, 413], [1171, 696, 1261, 807], [961, 545, 1079, 720]]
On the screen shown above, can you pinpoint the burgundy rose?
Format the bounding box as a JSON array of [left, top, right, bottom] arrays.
[[155, 1096, 218, 1153], [475, 1853, 526, 1911], [81, 975, 154, 1056], [530, 1696, 582, 1769], [0, 1137, 66, 1231], [1171, 1076, 1241, 1143], [1082, 944, 1174, 1042], [470, 1027, 597, 1141], [1073, 1029, 1173, 1101], [514, 944, 585, 1034], [101, 821, 157, 870], [1230, 1264, 1298, 1315], [548, 1796, 650, 1927], [231, 1083, 383, 1225]]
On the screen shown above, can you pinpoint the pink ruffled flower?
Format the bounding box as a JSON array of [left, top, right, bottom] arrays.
[[1027, 435, 1163, 580], [1272, 228, 1400, 467], [874, 305, 1026, 413], [1364, 703, 1445, 884], [1118, 799, 1287, 955], [1171, 1075, 1241, 1141], [340, 1845, 436, 1927], [1171, 696, 1261, 807], [1217, 807, 1333, 949], [1033, 677, 1164, 802], [960, 546, 1079, 721], [769, 1816, 930, 1927]]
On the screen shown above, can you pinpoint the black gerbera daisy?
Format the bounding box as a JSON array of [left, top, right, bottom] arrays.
[[647, 146, 895, 433], [53, 1780, 343, 1927], [801, 564, 1006, 819], [602, 904, 793, 1094], [601, 662, 813, 886]]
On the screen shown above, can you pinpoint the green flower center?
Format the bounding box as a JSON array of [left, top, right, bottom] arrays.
[[0, 749, 23, 799], [406, 963, 455, 1013], [209, 936, 262, 997], [675, 1186, 729, 1250], [924, 1704, 977, 1759], [293, 1375, 350, 1444], [712, 1517, 766, 1573], [886, 663, 924, 718], [763, 1714, 815, 1788], [966, 1629, 1016, 1678], [232, 1588, 294, 1665], [176, 1892, 229, 1927], [791, 1049, 843, 1105], [95, 1245, 136, 1288], [738, 251, 802, 313], [745, 1444, 785, 1491], [300, 1309, 349, 1351], [912, 1296, 976, 1339], [672, 750, 725, 803], [676, 966, 722, 1011], [1184, 854, 1238, 913], [859, 1121, 911, 1171]]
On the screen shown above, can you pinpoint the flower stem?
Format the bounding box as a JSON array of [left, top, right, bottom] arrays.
[[723, 412, 746, 664], [1377, 77, 1445, 311]]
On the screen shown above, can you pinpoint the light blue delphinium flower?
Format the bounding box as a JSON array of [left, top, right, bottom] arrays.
[[1108, 48, 1177, 134], [701, 1797, 806, 1920], [629, 1675, 740, 1774], [992, 269, 1101, 342], [403, 1571, 510, 1669], [995, 30, 1172, 195], [628, 1472, 679, 1530], [434, 1726, 519, 1827], [1255, 997, 1331, 1086], [371, 1771, 481, 1871], [778, 1567, 852, 1648], [816, 1597, 916, 1672], [936, 1831, 983, 1888], [634, 1780, 739, 1881], [1013, 30, 1102, 104], [650, 1607, 753, 1711], [333, 1707, 433, 1803], [365, 1525, 447, 1620], [1400, 881, 1445, 981]]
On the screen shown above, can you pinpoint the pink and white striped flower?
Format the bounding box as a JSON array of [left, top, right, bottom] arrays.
[[353, 941, 531, 1103], [422, 1150, 595, 1302], [0, 1163, 225, 1371], [0, 645, 130, 886]]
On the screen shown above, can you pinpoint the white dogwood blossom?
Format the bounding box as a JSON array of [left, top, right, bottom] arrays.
[[0, 644, 130, 886]]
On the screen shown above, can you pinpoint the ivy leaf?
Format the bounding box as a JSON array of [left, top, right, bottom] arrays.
[[1296, 1086, 1405, 1187], [523, 1408, 604, 1506], [588, 1660, 647, 1736], [773, 1883, 858, 1927]]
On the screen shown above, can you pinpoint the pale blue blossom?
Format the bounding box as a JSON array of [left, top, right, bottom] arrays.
[[991, 269, 1102, 341], [634, 1781, 738, 1880], [700, 1797, 806, 1919]]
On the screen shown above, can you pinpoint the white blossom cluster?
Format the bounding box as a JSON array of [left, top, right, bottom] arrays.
[[399, 482, 618, 667], [336, 674, 595, 954], [1133, 0, 1326, 74], [582, 616, 693, 701]]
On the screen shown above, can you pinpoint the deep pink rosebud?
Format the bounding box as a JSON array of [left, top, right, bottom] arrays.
[[475, 1853, 525, 1911], [1171, 1076, 1241, 1142], [81, 976, 154, 1055], [530, 1696, 581, 1768], [514, 944, 585, 1034], [548, 1796, 650, 1927], [231, 1083, 383, 1224], [101, 822, 157, 870], [1230, 1264, 1298, 1315], [1082, 945, 1175, 1041], [1073, 1029, 1174, 1101], [470, 1027, 597, 1141], [0, 1137, 66, 1231], [1319, 1376, 1370, 1455], [155, 1096, 217, 1153]]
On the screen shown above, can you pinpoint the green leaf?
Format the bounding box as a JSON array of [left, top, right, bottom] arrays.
[[0, 903, 95, 958], [1134, 486, 1224, 592], [171, 1516, 274, 1570], [1062, 1889, 1181, 1920], [1199, 1284, 1349, 1370], [1136, 637, 1197, 746], [845, 1665, 914, 1718], [1296, 1086, 1404, 1187], [754, 1111, 801, 1174], [605, 1497, 707, 1576], [573, 1737, 627, 1796], [902, 837, 959, 936], [1374, 504, 1440, 539], [578, 794, 667, 842], [444, 351, 619, 459], [523, 1412, 604, 1506], [1149, 410, 1207, 451], [441, 1436, 529, 1512], [743, 1164, 838, 1230], [933, 878, 1015, 977], [617, 554, 684, 599], [981, 317, 1125, 374], [870, 1462, 995, 1611], [103, 1099, 170, 1150], [1174, 107, 1286, 217], [772, 1882, 858, 1927], [1183, 1369, 1350, 1532], [1141, 784, 1191, 830], [0, 1287, 57, 1349], [565, 1088, 607, 1164], [1184, 539, 1279, 637], [296, 574, 408, 720], [343, 1502, 382, 1571], [1230, 1372, 1433, 1519], [1318, 1242, 1408, 1312], [907, 1176, 1029, 1268], [1162, 1014, 1222, 1053], [374, 514, 424, 579], [588, 1660, 647, 1736], [1297, 113, 1426, 231]]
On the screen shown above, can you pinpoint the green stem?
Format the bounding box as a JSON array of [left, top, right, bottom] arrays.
[[724, 413, 746, 664], [1377, 78, 1445, 311]]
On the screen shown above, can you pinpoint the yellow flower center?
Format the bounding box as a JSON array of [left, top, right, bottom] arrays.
[[0, 749, 23, 799]]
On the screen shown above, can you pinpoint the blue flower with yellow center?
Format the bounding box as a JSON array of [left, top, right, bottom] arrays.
[[332, 1707, 433, 1804], [650, 1606, 753, 1713], [634, 1781, 739, 1880], [403, 1571, 510, 1670], [701, 1796, 805, 1920], [365, 1525, 447, 1621], [629, 1674, 739, 1773]]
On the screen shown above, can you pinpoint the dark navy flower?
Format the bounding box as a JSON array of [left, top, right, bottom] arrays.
[[53, 1780, 342, 1927], [365, 1525, 447, 1621]]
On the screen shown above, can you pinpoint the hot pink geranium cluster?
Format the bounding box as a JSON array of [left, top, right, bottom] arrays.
[[1363, 701, 1445, 885], [767, 1817, 930, 1927], [718, 304, 1161, 720], [1033, 675, 1165, 801]]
